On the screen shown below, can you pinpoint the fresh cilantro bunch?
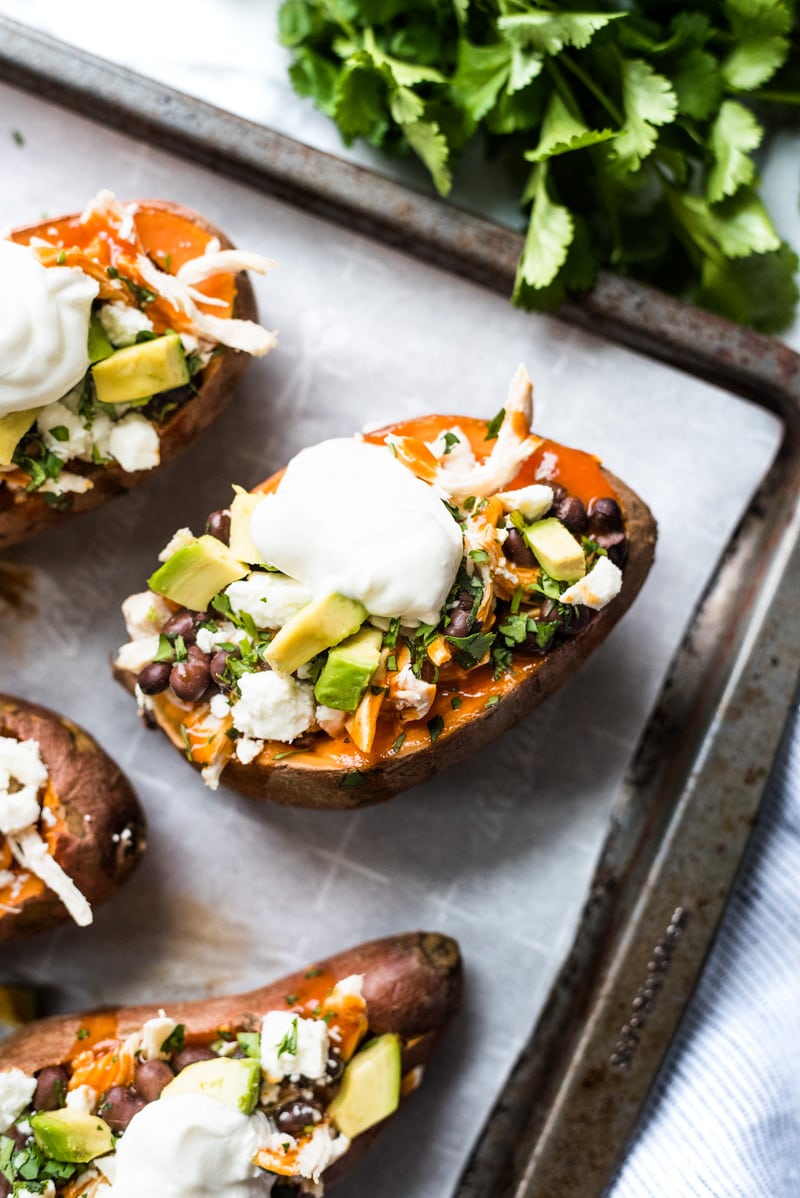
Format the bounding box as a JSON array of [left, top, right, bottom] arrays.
[[280, 0, 800, 331]]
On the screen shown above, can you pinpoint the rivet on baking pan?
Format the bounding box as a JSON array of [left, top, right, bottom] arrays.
[[609, 906, 691, 1072]]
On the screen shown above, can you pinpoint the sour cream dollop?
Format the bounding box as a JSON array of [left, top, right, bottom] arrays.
[[108, 1093, 272, 1198], [250, 438, 463, 625], [0, 240, 98, 417]]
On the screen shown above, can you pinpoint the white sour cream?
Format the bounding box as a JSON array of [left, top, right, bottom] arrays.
[[108, 1094, 272, 1198], [0, 240, 98, 417], [250, 438, 463, 625]]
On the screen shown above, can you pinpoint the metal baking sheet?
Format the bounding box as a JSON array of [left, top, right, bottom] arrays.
[[1, 22, 799, 1198]]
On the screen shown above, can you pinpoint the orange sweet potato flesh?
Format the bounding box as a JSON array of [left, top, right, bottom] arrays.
[[114, 467, 656, 811], [0, 930, 462, 1187], [0, 695, 146, 942], [0, 199, 258, 551]]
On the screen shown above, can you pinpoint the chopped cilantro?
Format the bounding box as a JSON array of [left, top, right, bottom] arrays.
[[106, 265, 156, 308], [446, 631, 495, 668], [427, 714, 445, 743], [274, 749, 303, 761], [160, 1023, 186, 1054], [386, 653, 398, 673], [442, 431, 461, 455], [390, 731, 406, 754], [276, 1017, 299, 1057], [285, 993, 299, 1006], [76, 1027, 90, 1040], [305, 967, 323, 978], [179, 724, 193, 762], [56, 250, 66, 265], [173, 634, 188, 662], [485, 408, 505, 440], [450, 695, 463, 710], [469, 548, 490, 564], [486, 695, 500, 707], [340, 771, 366, 788]]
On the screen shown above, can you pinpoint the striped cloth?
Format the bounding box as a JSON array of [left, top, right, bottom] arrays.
[[609, 698, 800, 1197]]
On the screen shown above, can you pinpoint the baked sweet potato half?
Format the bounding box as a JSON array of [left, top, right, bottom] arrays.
[[0, 930, 461, 1196], [0, 191, 276, 549], [0, 695, 145, 942], [114, 365, 657, 809]]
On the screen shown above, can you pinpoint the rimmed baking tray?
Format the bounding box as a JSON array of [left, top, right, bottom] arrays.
[[1, 17, 799, 1198]]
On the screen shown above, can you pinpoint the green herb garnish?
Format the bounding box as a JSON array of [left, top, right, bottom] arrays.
[[160, 1023, 186, 1054], [427, 714, 445, 743]]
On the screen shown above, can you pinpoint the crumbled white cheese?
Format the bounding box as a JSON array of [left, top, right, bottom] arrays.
[[560, 555, 622, 610], [389, 665, 436, 720], [495, 483, 553, 522], [140, 1011, 177, 1061], [315, 706, 347, 738], [39, 471, 93, 496], [65, 1085, 98, 1115], [90, 410, 114, 461], [114, 634, 162, 674], [98, 301, 155, 347], [37, 400, 92, 461], [17, 1183, 55, 1198], [297, 1123, 350, 1183], [209, 693, 231, 720], [158, 526, 194, 562], [195, 624, 248, 655], [108, 414, 160, 473], [0, 1068, 36, 1132], [231, 672, 314, 744], [0, 736, 48, 834], [235, 737, 263, 765], [122, 591, 172, 640], [0, 870, 15, 889], [329, 974, 364, 999], [261, 1011, 329, 1082], [224, 573, 312, 631]]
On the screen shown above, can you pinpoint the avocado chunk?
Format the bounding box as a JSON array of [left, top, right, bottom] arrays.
[[161, 1057, 260, 1115], [0, 408, 40, 466], [228, 487, 267, 566], [91, 332, 189, 405], [265, 593, 366, 676], [523, 517, 586, 583], [148, 535, 248, 611], [31, 1109, 114, 1163], [87, 313, 114, 364], [328, 1034, 401, 1139], [314, 627, 382, 712]]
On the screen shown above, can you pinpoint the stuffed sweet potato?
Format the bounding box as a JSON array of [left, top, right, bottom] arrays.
[[0, 191, 276, 549], [0, 930, 461, 1196], [0, 695, 145, 942], [114, 365, 657, 809]]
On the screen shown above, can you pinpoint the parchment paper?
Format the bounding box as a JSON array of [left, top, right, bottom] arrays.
[[0, 82, 783, 1198]]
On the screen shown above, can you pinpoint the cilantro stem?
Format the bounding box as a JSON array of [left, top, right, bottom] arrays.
[[559, 53, 623, 126]]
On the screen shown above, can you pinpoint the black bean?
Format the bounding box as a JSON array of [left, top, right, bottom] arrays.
[[169, 655, 210, 702], [102, 1085, 146, 1132], [209, 648, 237, 689], [172, 1045, 217, 1072], [162, 609, 201, 642], [275, 1100, 324, 1137], [205, 509, 231, 545], [34, 1066, 69, 1111], [594, 531, 628, 568], [556, 496, 588, 537], [187, 643, 210, 663], [134, 1060, 174, 1103], [447, 608, 472, 638], [455, 590, 474, 612], [325, 1050, 344, 1082], [503, 528, 536, 568], [588, 497, 623, 533], [137, 661, 172, 695]]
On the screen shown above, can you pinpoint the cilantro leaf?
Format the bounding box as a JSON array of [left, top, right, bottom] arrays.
[[612, 58, 678, 173], [722, 0, 792, 90], [671, 48, 723, 120], [497, 10, 626, 56], [696, 242, 800, 333], [707, 101, 763, 202], [672, 188, 781, 259], [514, 163, 574, 290], [525, 91, 615, 162], [452, 40, 511, 122], [404, 117, 453, 194], [334, 58, 388, 143]]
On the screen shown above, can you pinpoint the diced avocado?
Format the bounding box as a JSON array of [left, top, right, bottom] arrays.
[[148, 535, 248, 611], [523, 517, 586, 583], [31, 1109, 114, 1163], [228, 486, 267, 566], [87, 313, 114, 363], [91, 332, 189, 405], [328, 1034, 401, 1139], [265, 593, 366, 676], [161, 1056, 260, 1115], [0, 408, 40, 466], [314, 627, 382, 712]]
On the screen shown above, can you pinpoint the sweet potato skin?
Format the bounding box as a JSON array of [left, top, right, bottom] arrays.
[[0, 930, 461, 1080], [115, 467, 656, 809], [0, 695, 146, 942], [0, 199, 258, 551]]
